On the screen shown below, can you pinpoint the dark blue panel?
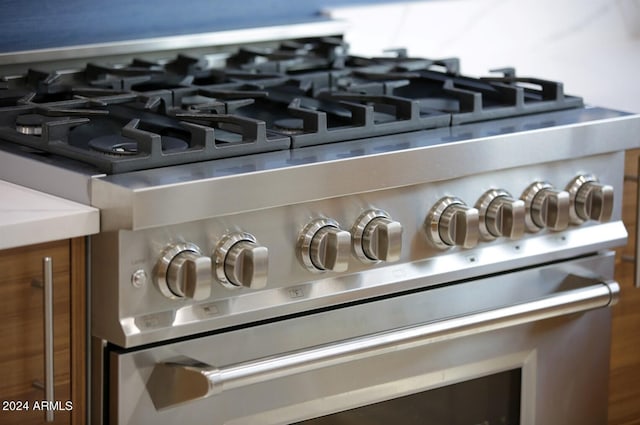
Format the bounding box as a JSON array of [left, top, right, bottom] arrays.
[[0, 0, 405, 53]]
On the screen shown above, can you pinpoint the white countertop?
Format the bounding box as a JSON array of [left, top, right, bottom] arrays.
[[0, 180, 99, 250]]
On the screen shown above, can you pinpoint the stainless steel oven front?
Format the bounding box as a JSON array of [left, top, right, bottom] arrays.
[[106, 252, 618, 425], [87, 109, 639, 424]]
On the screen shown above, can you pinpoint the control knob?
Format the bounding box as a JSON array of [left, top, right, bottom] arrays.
[[155, 242, 212, 300], [425, 197, 479, 249], [521, 182, 570, 232], [566, 174, 614, 224], [352, 209, 403, 263], [298, 218, 351, 272], [214, 233, 268, 289], [475, 189, 525, 240]]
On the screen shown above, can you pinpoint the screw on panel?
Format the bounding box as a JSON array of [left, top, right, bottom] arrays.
[[131, 269, 148, 289]]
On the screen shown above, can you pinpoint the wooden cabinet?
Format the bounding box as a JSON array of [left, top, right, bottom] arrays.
[[0, 238, 86, 425], [609, 149, 640, 425]]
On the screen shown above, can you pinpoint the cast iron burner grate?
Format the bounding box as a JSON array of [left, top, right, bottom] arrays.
[[0, 38, 584, 174], [0, 95, 290, 173]]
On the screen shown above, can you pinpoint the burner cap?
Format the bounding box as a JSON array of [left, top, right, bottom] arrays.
[[181, 95, 216, 107], [15, 114, 60, 136], [274, 118, 304, 134], [88, 134, 188, 156]]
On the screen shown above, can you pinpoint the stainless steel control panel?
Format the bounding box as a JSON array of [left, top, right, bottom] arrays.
[[91, 151, 626, 347]]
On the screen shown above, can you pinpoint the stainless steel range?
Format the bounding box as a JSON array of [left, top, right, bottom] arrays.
[[1, 27, 639, 425]]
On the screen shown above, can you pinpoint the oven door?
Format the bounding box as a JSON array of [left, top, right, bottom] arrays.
[[106, 252, 618, 425]]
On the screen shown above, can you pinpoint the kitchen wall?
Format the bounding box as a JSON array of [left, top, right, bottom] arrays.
[[0, 0, 403, 52], [330, 0, 640, 113]]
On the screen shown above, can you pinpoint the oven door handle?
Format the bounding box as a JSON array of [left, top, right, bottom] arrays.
[[148, 280, 619, 410]]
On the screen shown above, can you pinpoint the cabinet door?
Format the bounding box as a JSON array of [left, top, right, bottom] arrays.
[[609, 149, 640, 424], [0, 240, 72, 425]]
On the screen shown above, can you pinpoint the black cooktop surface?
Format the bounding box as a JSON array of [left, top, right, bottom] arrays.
[[0, 38, 583, 174]]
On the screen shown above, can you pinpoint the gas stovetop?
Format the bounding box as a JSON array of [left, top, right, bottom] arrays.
[[0, 37, 583, 174]]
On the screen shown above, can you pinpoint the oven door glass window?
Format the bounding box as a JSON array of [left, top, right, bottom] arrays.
[[294, 369, 521, 425]]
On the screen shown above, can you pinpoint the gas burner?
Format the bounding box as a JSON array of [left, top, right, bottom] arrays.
[[15, 113, 64, 136], [273, 118, 304, 134], [181, 95, 218, 108], [88, 134, 189, 156], [226, 38, 348, 74]]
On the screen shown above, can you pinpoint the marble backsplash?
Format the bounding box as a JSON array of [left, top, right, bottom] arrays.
[[330, 0, 640, 113]]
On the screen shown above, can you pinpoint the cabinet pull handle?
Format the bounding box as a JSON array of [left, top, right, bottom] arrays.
[[42, 256, 55, 422], [635, 161, 640, 288]]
